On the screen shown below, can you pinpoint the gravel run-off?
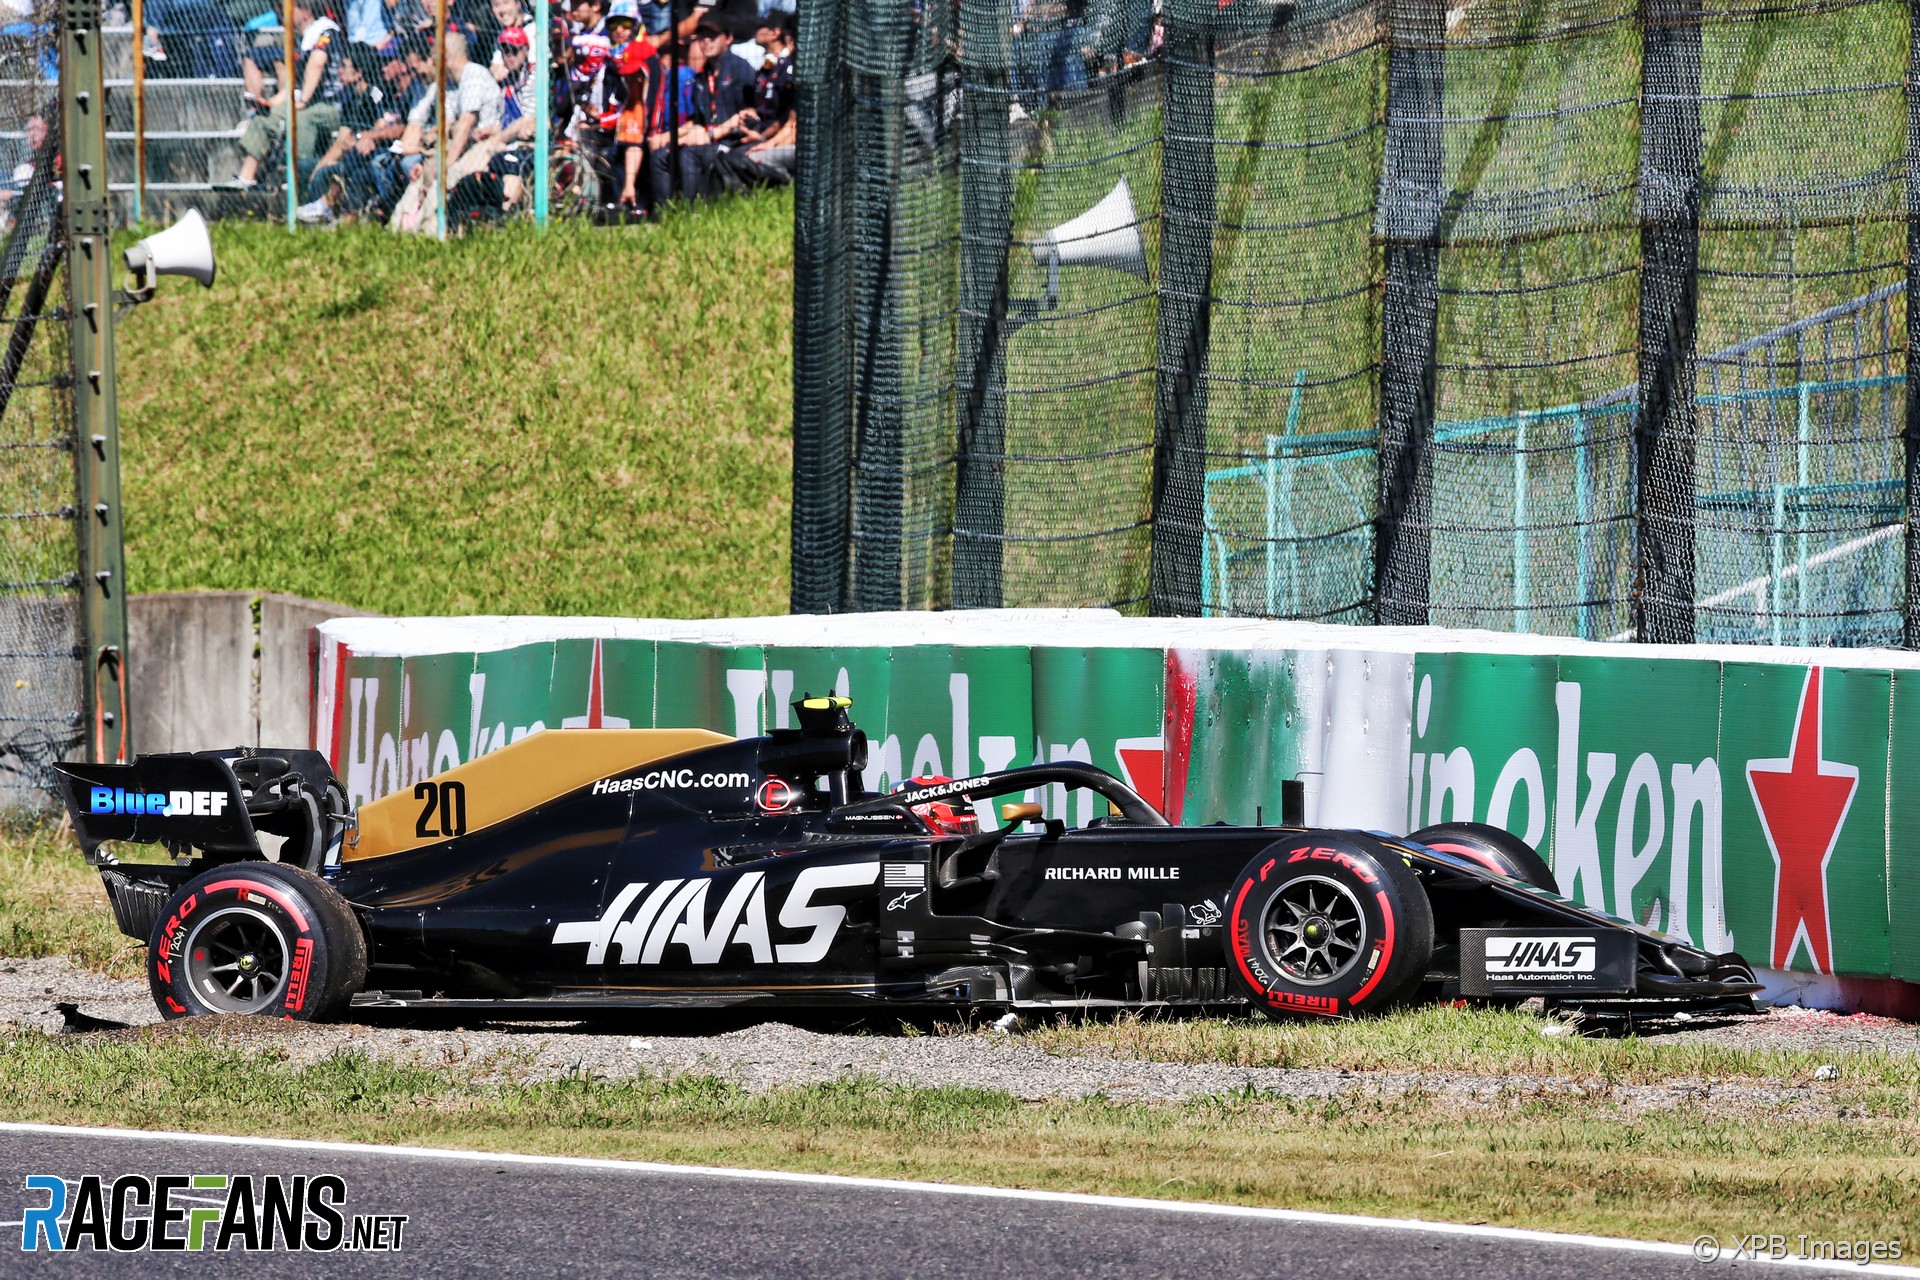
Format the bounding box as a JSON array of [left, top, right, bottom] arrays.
[[4, 956, 1916, 1120]]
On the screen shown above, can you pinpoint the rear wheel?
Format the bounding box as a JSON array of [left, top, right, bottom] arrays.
[[1409, 822, 1557, 893], [1223, 836, 1433, 1017], [148, 863, 365, 1022]]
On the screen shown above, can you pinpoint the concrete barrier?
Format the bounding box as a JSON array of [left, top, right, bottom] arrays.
[[130, 592, 372, 755]]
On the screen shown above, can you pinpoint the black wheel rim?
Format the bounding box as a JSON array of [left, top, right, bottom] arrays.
[[181, 906, 291, 1014], [1264, 874, 1366, 986]]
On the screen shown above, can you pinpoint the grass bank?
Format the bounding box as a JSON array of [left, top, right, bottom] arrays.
[[115, 194, 794, 618], [2, 1030, 1916, 1245], [0, 820, 135, 976]]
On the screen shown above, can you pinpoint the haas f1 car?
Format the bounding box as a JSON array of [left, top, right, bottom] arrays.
[[54, 698, 1760, 1022]]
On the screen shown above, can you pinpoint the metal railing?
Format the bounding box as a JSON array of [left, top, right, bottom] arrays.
[[1202, 282, 1909, 646]]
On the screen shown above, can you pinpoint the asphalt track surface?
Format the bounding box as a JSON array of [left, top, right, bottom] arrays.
[[0, 1124, 1910, 1279]]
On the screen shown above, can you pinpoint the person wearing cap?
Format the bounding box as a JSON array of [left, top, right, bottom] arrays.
[[642, 18, 734, 207], [605, 3, 657, 216], [486, 0, 532, 78], [457, 23, 540, 215]]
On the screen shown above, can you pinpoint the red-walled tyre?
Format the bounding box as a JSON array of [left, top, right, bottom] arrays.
[[1223, 836, 1434, 1018], [1410, 822, 1557, 894], [147, 862, 366, 1022]]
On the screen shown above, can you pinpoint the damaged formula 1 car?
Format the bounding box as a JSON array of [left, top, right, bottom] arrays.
[[53, 697, 1761, 1022]]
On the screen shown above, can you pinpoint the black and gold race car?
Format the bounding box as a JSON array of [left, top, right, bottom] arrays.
[[52, 698, 1761, 1023]]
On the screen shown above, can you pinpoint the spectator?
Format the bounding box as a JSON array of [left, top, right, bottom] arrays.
[[448, 24, 541, 220], [566, 0, 605, 46], [220, 0, 345, 191], [143, 0, 242, 79], [565, 4, 623, 214], [488, 0, 532, 79], [704, 16, 755, 133], [0, 113, 46, 229], [644, 18, 727, 209], [726, 10, 763, 70], [385, 0, 431, 35], [715, 9, 790, 189], [406, 27, 503, 169], [605, 4, 657, 217], [386, 28, 504, 228], [343, 0, 390, 59], [296, 41, 427, 222]]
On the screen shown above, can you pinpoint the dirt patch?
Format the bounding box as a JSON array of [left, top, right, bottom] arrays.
[[2, 955, 1907, 1119]]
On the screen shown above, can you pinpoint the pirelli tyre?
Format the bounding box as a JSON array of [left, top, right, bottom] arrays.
[[1223, 836, 1434, 1018], [1409, 822, 1557, 894], [148, 863, 366, 1022]]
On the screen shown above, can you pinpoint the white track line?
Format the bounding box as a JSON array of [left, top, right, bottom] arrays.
[[2, 1122, 1913, 1273]]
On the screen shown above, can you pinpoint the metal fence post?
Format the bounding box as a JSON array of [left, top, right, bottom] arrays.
[[1147, 0, 1218, 615], [283, 0, 297, 229], [130, 0, 145, 222], [434, 0, 448, 239], [61, 0, 132, 762], [1374, 0, 1444, 627], [534, 0, 549, 227], [1634, 0, 1702, 643]]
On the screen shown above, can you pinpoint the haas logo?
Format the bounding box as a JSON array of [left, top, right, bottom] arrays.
[[1485, 936, 1596, 974], [552, 863, 879, 966]]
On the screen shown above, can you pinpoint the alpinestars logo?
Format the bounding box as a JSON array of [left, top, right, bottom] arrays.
[[1484, 936, 1597, 975], [1746, 668, 1858, 974], [552, 863, 880, 966]]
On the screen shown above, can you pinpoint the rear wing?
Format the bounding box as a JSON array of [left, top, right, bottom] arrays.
[[54, 754, 257, 860], [52, 749, 346, 865]]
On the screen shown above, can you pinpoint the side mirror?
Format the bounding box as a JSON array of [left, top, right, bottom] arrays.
[[1000, 801, 1043, 824]]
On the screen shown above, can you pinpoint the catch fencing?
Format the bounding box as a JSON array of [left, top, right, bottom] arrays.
[[792, 0, 1920, 650], [0, 3, 84, 804]]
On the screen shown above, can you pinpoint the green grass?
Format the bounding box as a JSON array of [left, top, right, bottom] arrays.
[[2, 1029, 1917, 1244], [1032, 1005, 1920, 1088], [0, 818, 137, 976], [114, 193, 795, 618]]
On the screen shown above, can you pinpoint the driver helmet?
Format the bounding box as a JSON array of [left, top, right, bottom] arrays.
[[895, 774, 980, 836]]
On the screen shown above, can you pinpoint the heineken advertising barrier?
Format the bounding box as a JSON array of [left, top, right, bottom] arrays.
[[311, 612, 1920, 1011]]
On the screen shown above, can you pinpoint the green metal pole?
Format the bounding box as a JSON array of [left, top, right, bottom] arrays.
[[434, 0, 447, 240], [283, 0, 297, 230], [533, 1, 548, 226], [61, 0, 132, 763]]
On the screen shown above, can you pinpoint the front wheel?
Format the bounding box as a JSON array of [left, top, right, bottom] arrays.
[[1222, 835, 1434, 1017], [1409, 822, 1557, 894], [148, 862, 365, 1021]]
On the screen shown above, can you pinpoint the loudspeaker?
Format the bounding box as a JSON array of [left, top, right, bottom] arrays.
[[1030, 177, 1149, 295], [124, 209, 216, 292]]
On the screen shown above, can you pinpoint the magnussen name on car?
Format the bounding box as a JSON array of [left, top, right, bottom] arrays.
[[591, 770, 754, 795], [1485, 935, 1598, 976]]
